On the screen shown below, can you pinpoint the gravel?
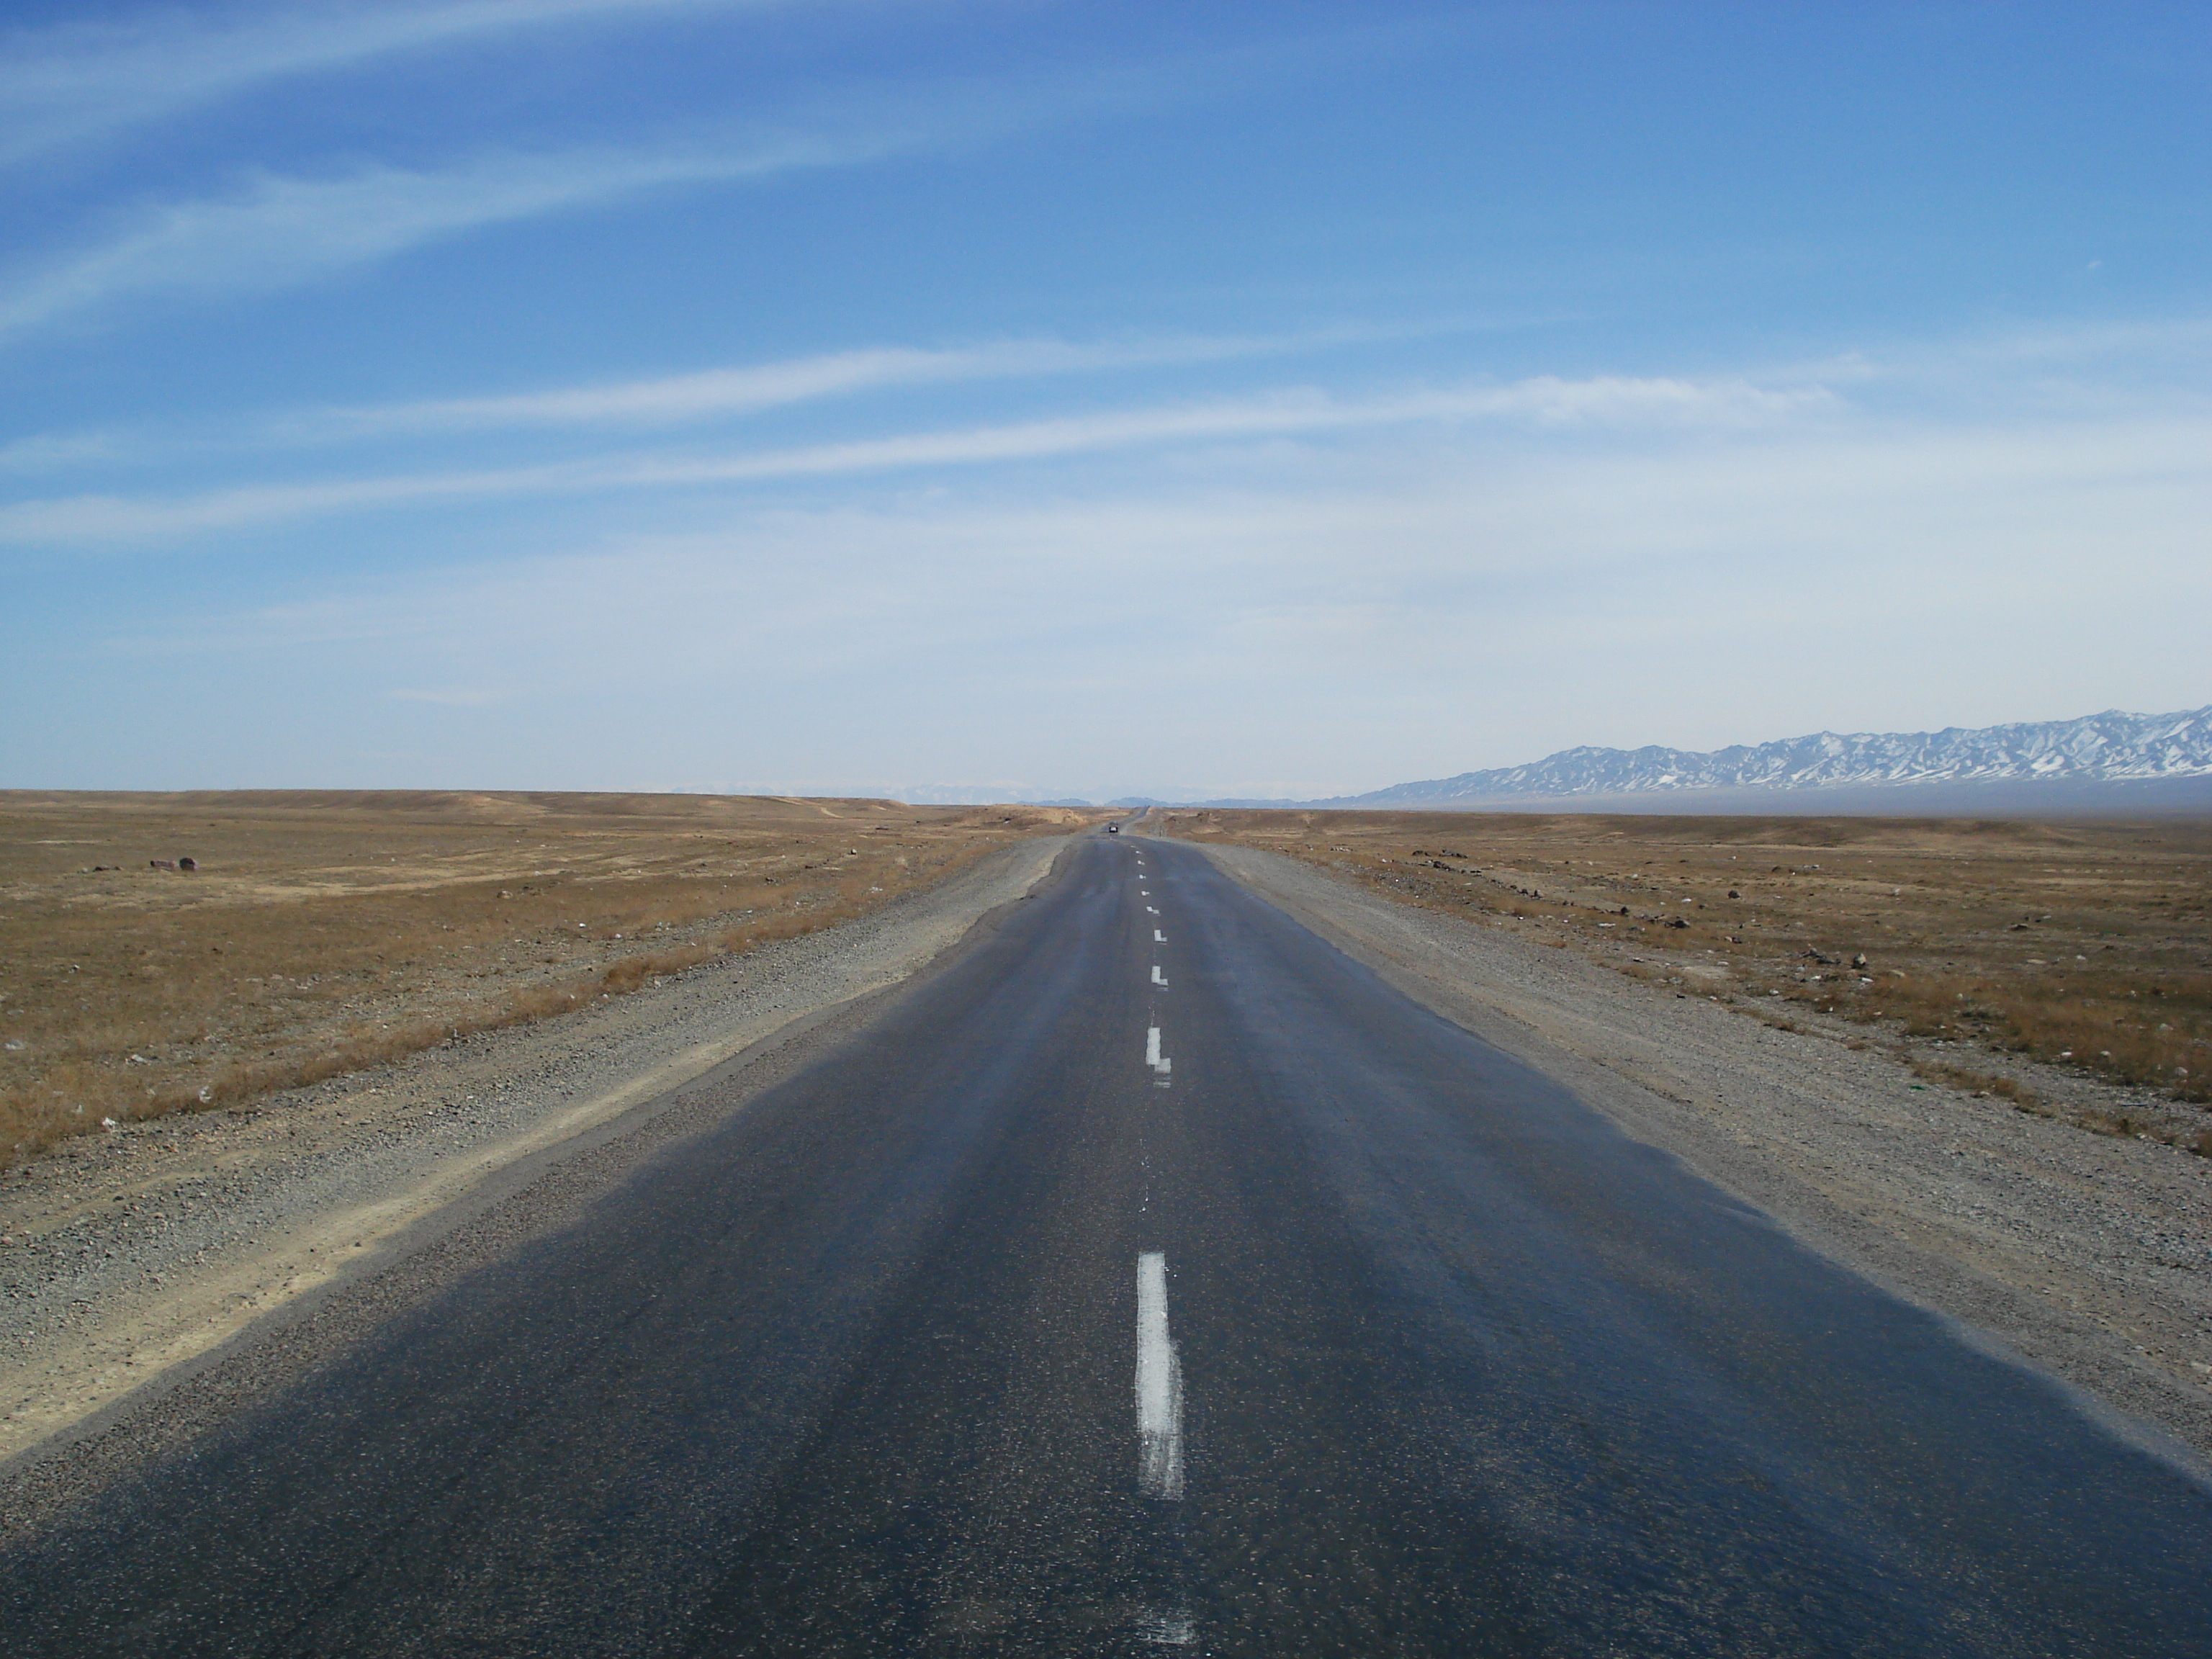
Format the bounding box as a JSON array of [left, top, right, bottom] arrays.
[[9, 825, 2206, 1533], [1198, 840, 2212, 1471], [0, 835, 1071, 1526]]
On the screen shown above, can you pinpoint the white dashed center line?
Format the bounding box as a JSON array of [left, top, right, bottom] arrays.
[[1136, 1252, 1184, 1501], [1151, 965, 1167, 987], [1154, 929, 1166, 943], [1145, 1026, 1172, 1082]]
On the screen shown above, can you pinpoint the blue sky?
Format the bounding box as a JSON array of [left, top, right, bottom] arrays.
[[3, 0, 2207, 800]]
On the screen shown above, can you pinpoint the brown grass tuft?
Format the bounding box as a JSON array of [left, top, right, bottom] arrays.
[[1907, 1057, 2038, 1106], [1156, 804, 2212, 1141], [0, 789, 1097, 1166]]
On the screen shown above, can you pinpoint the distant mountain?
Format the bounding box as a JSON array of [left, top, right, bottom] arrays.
[[1330, 705, 2212, 810]]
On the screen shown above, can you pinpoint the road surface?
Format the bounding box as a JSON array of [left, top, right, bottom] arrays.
[[5, 834, 2209, 1655]]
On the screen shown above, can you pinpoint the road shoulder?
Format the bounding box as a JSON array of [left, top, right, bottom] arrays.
[[1192, 839, 2212, 1470], [0, 835, 1076, 1528]]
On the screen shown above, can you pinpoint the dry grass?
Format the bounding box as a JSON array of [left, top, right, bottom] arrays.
[[1905, 1058, 2038, 1105], [0, 791, 1096, 1166], [1154, 806, 2212, 1145]]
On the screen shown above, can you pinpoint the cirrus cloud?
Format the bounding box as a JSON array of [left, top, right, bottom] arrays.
[[0, 132, 898, 342], [0, 372, 1841, 543], [0, 0, 778, 165]]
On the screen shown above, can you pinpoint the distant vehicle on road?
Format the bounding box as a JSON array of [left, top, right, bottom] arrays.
[[1107, 823, 1120, 835]]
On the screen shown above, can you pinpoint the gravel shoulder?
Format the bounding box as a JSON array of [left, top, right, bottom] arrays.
[[0, 835, 1073, 1514], [10, 824, 2203, 1536], [1194, 839, 2212, 1468]]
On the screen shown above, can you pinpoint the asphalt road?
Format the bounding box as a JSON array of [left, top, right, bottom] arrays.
[[6, 834, 2210, 1656]]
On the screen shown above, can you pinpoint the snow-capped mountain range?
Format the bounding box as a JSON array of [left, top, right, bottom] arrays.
[[1334, 705, 2212, 808]]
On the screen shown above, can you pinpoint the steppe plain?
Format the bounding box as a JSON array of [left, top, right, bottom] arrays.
[[1155, 807, 2212, 1458], [4, 793, 2211, 1514], [0, 795, 1088, 1491], [1156, 807, 2212, 1136], [0, 789, 1091, 1164]]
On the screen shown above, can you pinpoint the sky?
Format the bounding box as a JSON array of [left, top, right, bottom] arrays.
[[1, 0, 2207, 802]]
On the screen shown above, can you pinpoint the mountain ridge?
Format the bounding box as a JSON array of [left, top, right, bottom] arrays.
[[884, 705, 2212, 811], [1319, 704, 2212, 809]]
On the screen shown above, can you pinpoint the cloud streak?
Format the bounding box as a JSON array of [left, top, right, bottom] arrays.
[[73, 402, 2209, 795], [0, 324, 1452, 475], [0, 373, 1839, 542], [0, 132, 895, 342], [322, 328, 1403, 433], [0, 0, 767, 164]]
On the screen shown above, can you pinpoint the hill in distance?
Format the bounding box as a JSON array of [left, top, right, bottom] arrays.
[[1065, 705, 2212, 817]]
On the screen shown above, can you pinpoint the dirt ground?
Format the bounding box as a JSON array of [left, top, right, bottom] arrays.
[[1154, 808, 2212, 1149], [0, 791, 1096, 1167], [1175, 834, 2212, 1467], [6, 806, 2211, 1511], [0, 833, 1076, 1492]]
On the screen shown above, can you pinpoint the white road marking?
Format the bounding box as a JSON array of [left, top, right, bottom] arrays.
[[1145, 905, 1159, 914], [1136, 1252, 1184, 1500], [1136, 1609, 1195, 1646], [1154, 929, 1166, 943], [1151, 965, 1167, 987], [1145, 1026, 1172, 1081]]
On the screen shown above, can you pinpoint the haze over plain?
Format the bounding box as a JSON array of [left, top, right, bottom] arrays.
[[1, 1, 2206, 799]]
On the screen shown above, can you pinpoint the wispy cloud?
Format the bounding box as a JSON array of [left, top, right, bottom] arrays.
[[0, 372, 1840, 542], [322, 328, 1402, 434], [0, 133, 892, 341], [613, 374, 1833, 480], [0, 429, 125, 473], [12, 310, 2185, 480], [0, 0, 765, 164], [0, 324, 1448, 475], [82, 400, 2211, 791]]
